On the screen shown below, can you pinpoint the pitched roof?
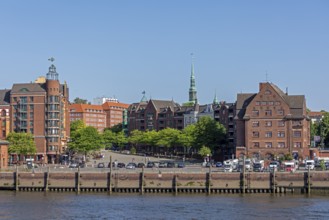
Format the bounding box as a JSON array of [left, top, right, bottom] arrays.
[[102, 101, 130, 110], [69, 104, 104, 113], [149, 99, 180, 111], [11, 83, 46, 93], [0, 89, 10, 105]]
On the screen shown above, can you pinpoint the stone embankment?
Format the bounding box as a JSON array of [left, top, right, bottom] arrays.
[[1, 167, 329, 195]]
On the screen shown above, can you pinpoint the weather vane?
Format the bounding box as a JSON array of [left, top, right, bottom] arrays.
[[48, 57, 55, 62]]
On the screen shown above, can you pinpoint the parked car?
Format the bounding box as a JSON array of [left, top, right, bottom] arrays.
[[159, 162, 167, 168], [126, 163, 136, 169], [166, 162, 175, 168], [97, 162, 105, 168], [215, 162, 223, 168], [147, 162, 155, 168], [69, 163, 79, 168], [117, 162, 125, 168], [137, 163, 145, 168], [177, 162, 185, 168]]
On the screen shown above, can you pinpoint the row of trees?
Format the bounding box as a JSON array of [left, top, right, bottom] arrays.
[[69, 117, 226, 159]]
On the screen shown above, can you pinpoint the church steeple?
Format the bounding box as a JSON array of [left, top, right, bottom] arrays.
[[189, 54, 197, 104], [213, 90, 219, 105]]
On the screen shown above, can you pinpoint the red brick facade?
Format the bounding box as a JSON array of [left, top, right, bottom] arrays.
[[236, 82, 310, 160]]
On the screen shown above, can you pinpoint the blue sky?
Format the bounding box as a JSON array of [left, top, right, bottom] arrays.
[[0, 1, 328, 110]]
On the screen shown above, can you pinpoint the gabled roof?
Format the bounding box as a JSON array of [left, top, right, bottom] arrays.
[[148, 99, 180, 111], [0, 89, 10, 105], [11, 83, 46, 93]]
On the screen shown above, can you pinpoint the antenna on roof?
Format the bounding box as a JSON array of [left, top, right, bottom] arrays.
[[286, 87, 288, 95]]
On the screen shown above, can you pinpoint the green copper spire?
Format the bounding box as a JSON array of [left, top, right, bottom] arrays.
[[213, 90, 219, 105], [189, 54, 197, 104]]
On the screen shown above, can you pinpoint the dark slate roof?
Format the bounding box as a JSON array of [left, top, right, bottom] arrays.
[[149, 100, 180, 111], [11, 83, 46, 93], [0, 89, 10, 105], [235, 93, 256, 119]]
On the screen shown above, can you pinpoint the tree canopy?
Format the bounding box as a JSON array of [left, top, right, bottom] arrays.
[[6, 132, 37, 156], [68, 126, 103, 155], [73, 97, 89, 104], [193, 116, 226, 151]]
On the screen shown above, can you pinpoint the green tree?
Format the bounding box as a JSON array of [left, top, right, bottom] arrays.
[[129, 130, 144, 147], [73, 97, 88, 104], [6, 132, 37, 160], [70, 120, 85, 138], [102, 129, 116, 149], [198, 145, 212, 158], [178, 124, 196, 156], [68, 126, 103, 157], [114, 131, 128, 151], [107, 123, 123, 133], [156, 128, 181, 155], [320, 112, 329, 147], [193, 116, 226, 152]]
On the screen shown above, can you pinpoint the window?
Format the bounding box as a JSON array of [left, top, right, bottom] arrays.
[[265, 132, 272, 138], [29, 97, 34, 102], [253, 142, 260, 148], [278, 142, 285, 148], [278, 131, 285, 138], [265, 90, 271, 95], [293, 131, 301, 138], [255, 101, 260, 106], [265, 110, 272, 116], [294, 142, 302, 148], [275, 101, 281, 106], [265, 142, 272, 148], [265, 121, 272, 127], [292, 120, 302, 126], [252, 131, 259, 138], [277, 110, 284, 116], [261, 101, 267, 106], [252, 121, 259, 127], [278, 121, 285, 127], [268, 101, 274, 106], [252, 110, 259, 117]]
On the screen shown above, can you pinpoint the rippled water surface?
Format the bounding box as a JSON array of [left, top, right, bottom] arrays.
[[1, 191, 329, 219]]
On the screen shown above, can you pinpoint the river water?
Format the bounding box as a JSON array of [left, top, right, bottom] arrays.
[[0, 191, 329, 220]]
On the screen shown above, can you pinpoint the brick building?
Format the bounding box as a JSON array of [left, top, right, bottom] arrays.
[[0, 140, 9, 169], [102, 100, 129, 128], [214, 102, 236, 160], [69, 104, 106, 132], [128, 99, 181, 132], [235, 82, 310, 160], [0, 90, 10, 140], [10, 62, 70, 164]]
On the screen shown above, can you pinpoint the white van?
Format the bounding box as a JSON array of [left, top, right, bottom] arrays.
[[305, 160, 315, 170]]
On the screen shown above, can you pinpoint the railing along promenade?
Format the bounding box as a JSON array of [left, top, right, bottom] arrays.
[[1, 166, 329, 195]]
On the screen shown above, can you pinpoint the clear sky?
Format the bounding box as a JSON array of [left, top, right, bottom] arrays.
[[0, 1, 328, 110]]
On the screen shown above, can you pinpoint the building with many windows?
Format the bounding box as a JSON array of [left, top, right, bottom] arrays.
[[9, 62, 70, 164], [0, 90, 10, 140], [235, 82, 310, 160], [102, 100, 130, 128], [69, 104, 106, 132]]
